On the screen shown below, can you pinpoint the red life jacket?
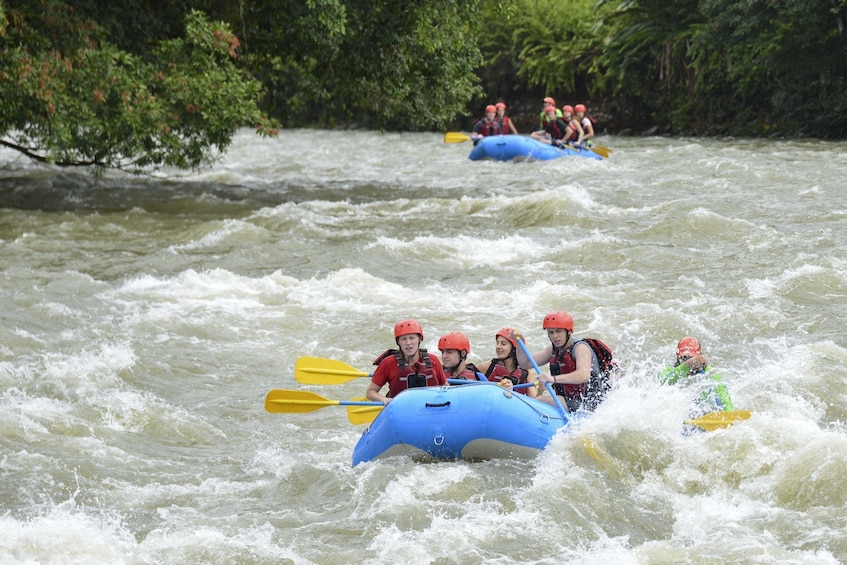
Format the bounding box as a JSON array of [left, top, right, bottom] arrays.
[[498, 117, 513, 134], [485, 359, 531, 395], [563, 117, 580, 142], [372, 348, 439, 397], [448, 363, 482, 380], [544, 118, 569, 140], [478, 119, 502, 136], [549, 340, 612, 411]]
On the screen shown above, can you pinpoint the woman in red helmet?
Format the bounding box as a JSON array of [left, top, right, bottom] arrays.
[[476, 328, 537, 397], [366, 319, 447, 405], [515, 312, 611, 411], [573, 104, 595, 145], [438, 331, 483, 380], [659, 337, 734, 412], [494, 102, 519, 135], [471, 104, 503, 143]]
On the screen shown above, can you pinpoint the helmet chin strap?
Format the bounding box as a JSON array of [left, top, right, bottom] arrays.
[[446, 352, 467, 372]]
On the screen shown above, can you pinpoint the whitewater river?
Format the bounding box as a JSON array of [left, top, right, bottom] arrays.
[[1, 130, 846, 564]]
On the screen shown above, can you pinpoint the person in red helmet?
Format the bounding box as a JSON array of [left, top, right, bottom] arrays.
[[515, 312, 613, 411], [494, 102, 518, 135], [530, 105, 574, 146], [659, 337, 734, 412], [471, 104, 503, 143], [438, 331, 483, 380], [561, 105, 585, 146], [476, 328, 537, 397], [573, 104, 596, 146], [366, 319, 447, 405], [538, 96, 563, 129]]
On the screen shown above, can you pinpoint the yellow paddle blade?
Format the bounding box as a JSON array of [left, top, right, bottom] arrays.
[[685, 410, 752, 431], [594, 144, 612, 154], [294, 356, 372, 384], [443, 132, 471, 144], [265, 389, 338, 413], [346, 397, 383, 425], [590, 146, 609, 158]]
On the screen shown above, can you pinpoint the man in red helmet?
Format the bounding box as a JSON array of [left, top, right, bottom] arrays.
[[515, 312, 613, 412], [437, 331, 482, 380], [538, 96, 562, 129], [366, 319, 447, 404], [471, 104, 502, 143], [659, 337, 734, 412]]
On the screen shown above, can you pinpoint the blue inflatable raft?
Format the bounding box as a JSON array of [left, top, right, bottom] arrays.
[[352, 383, 579, 465], [468, 135, 603, 162]]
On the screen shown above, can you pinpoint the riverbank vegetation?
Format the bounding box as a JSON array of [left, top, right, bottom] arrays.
[[1, 0, 845, 169]]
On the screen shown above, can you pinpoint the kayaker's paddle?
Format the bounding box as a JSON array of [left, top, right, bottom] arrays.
[[515, 336, 568, 417], [685, 410, 752, 431], [294, 356, 372, 385], [265, 389, 383, 414], [443, 132, 471, 143]]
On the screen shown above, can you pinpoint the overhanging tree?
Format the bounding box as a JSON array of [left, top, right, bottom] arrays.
[[0, 1, 277, 172]]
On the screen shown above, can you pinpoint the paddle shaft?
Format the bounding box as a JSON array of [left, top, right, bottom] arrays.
[[516, 336, 568, 416]]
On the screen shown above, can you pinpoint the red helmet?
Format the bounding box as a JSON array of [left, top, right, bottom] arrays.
[[575, 104, 586, 113], [485, 104, 497, 113], [562, 105, 574, 114], [545, 106, 557, 114], [495, 102, 507, 109], [495, 328, 517, 348], [438, 332, 470, 354], [394, 319, 423, 343], [543, 311, 574, 331], [677, 337, 701, 357], [543, 97, 556, 107]]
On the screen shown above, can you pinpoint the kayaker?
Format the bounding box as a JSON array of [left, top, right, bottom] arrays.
[[476, 328, 537, 397], [515, 312, 613, 412], [530, 106, 575, 147], [438, 331, 483, 380], [658, 337, 734, 412], [561, 105, 585, 146], [574, 104, 596, 146], [494, 102, 519, 135], [538, 96, 563, 129], [365, 319, 447, 405], [471, 105, 502, 143]]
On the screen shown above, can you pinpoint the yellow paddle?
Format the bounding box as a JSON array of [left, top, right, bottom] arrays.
[[685, 410, 752, 431], [443, 132, 471, 143], [589, 146, 610, 158], [294, 356, 372, 385], [264, 389, 383, 414]]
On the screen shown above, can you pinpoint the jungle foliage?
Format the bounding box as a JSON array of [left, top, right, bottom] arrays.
[[0, 1, 277, 171], [475, 0, 847, 137], [1, 0, 845, 171]]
